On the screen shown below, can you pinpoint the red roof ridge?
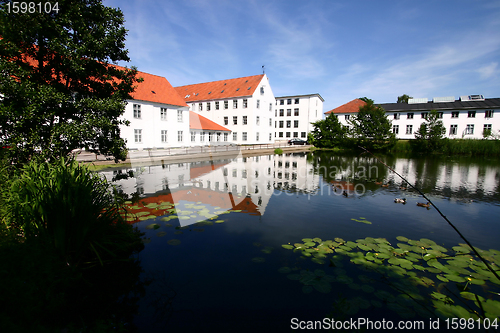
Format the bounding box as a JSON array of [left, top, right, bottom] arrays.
[[325, 98, 366, 114], [174, 74, 265, 102]]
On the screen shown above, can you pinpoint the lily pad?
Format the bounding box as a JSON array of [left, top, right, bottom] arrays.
[[156, 231, 167, 237], [167, 239, 181, 246], [145, 223, 160, 230], [251, 257, 265, 263], [278, 267, 292, 274]]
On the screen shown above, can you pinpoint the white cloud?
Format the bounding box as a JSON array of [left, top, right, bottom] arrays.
[[477, 62, 498, 79]]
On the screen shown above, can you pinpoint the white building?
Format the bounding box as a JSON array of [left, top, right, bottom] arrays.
[[273, 94, 324, 141], [119, 69, 230, 149], [174, 74, 276, 145], [325, 96, 500, 139]]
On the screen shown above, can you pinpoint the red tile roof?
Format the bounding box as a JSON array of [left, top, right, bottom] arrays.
[[189, 111, 231, 132], [325, 99, 366, 114], [189, 161, 230, 180], [174, 74, 265, 102], [123, 69, 187, 107]]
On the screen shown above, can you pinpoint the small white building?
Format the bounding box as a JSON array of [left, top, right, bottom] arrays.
[[325, 96, 500, 139], [273, 94, 324, 141], [174, 74, 276, 145]]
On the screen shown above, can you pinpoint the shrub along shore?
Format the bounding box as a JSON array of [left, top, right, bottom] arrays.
[[391, 139, 500, 156]]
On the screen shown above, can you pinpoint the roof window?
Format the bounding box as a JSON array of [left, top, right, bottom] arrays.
[[221, 90, 224, 93], [247, 87, 251, 90], [208, 91, 211, 94], [236, 88, 240, 91], [151, 91, 156, 94]]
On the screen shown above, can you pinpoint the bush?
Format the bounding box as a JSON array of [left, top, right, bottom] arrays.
[[274, 148, 283, 154], [0, 157, 145, 331], [2, 157, 143, 266]]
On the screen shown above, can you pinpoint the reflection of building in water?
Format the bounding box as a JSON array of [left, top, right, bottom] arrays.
[[389, 158, 499, 196], [102, 153, 321, 219]]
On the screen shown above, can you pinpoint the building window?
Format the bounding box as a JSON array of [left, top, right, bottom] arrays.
[[133, 104, 141, 118], [256, 116, 260, 125], [393, 125, 399, 134], [161, 130, 167, 143], [287, 109, 291, 116], [256, 132, 259, 141], [269, 103, 272, 111], [286, 132, 291, 138], [224, 101, 228, 109], [242, 132, 247, 141], [407, 113, 413, 119], [178, 131, 183, 142], [421, 112, 428, 119], [161, 107, 167, 120], [243, 99, 248, 108], [256, 100, 260, 108], [279, 132, 283, 137], [224, 116, 228, 125], [295, 98, 299, 104], [280, 100, 284, 105], [191, 131, 196, 142], [224, 133, 228, 141], [208, 132, 213, 142], [279, 109, 284, 117], [232, 169, 237, 177], [468, 111, 476, 118], [233, 116, 237, 125], [485, 110, 494, 118], [207, 102, 211, 111], [233, 132, 237, 141], [286, 120, 291, 128], [465, 124, 474, 135], [198, 102, 203, 111], [217, 132, 221, 141], [301, 132, 306, 138], [294, 120, 299, 128], [345, 115, 350, 120], [215, 101, 220, 110], [134, 129, 142, 143], [269, 119, 272, 126], [279, 121, 284, 128], [450, 124, 458, 135], [200, 132, 205, 142], [269, 133, 272, 141], [233, 100, 238, 109], [483, 124, 492, 136], [260, 87, 264, 95], [177, 110, 183, 122], [394, 113, 400, 120], [287, 99, 292, 105], [437, 112, 443, 118], [406, 125, 412, 134], [243, 116, 247, 125], [294, 108, 299, 116], [293, 132, 298, 138], [452, 111, 459, 118]]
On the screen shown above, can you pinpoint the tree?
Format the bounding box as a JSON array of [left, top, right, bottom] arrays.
[[348, 99, 396, 151], [413, 110, 446, 151], [310, 113, 349, 148], [0, 0, 141, 164], [397, 94, 412, 103]]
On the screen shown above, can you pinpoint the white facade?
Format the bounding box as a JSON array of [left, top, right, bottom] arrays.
[[331, 97, 500, 140], [177, 75, 276, 145], [274, 94, 324, 141], [121, 100, 190, 150]]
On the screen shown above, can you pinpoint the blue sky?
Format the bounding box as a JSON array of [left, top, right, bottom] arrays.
[[103, 0, 500, 113]]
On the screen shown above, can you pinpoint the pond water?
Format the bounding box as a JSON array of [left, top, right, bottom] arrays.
[[103, 151, 500, 332]]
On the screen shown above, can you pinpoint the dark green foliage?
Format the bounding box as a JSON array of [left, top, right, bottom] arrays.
[[274, 148, 283, 154], [412, 110, 446, 152], [0, 157, 145, 332], [392, 139, 500, 156], [0, 0, 141, 164], [310, 113, 349, 148], [397, 94, 412, 103], [348, 100, 396, 151], [3, 157, 142, 267]]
